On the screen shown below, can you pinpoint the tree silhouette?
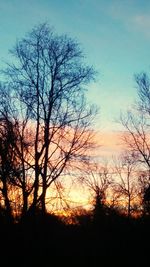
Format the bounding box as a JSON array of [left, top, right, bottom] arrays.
[[83, 161, 113, 220], [113, 152, 138, 217], [120, 72, 150, 215], [2, 23, 97, 217], [143, 185, 150, 215]]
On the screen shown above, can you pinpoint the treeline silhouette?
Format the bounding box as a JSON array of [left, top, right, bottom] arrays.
[[0, 205, 150, 266]]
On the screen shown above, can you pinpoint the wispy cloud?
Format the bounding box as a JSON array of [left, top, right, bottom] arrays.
[[132, 14, 150, 38], [108, 1, 150, 39]]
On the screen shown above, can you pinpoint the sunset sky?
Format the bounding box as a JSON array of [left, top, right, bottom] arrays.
[[0, 0, 150, 154]]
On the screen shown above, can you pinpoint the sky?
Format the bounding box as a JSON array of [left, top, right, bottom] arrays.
[[1, 0, 150, 211], [0, 0, 150, 148]]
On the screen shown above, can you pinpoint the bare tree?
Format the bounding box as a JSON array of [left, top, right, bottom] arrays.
[[138, 170, 150, 215], [113, 152, 138, 217], [0, 83, 34, 219], [83, 161, 113, 218], [121, 111, 150, 170], [0, 118, 15, 221], [2, 23, 97, 216], [120, 72, 150, 169], [135, 72, 150, 115], [120, 72, 150, 215]]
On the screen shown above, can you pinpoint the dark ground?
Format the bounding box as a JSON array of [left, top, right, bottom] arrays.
[[0, 210, 149, 267]]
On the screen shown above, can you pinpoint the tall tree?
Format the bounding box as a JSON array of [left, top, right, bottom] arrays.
[[2, 23, 97, 216], [120, 72, 150, 215]]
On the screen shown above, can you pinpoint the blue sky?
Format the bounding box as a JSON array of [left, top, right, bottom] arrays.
[[1, 0, 150, 131]]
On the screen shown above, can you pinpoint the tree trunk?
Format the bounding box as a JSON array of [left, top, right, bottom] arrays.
[[41, 187, 47, 214], [3, 180, 13, 223], [128, 195, 131, 217], [22, 191, 28, 218], [40, 120, 49, 215]]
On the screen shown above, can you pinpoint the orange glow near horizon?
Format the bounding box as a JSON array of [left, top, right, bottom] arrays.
[[45, 130, 125, 215]]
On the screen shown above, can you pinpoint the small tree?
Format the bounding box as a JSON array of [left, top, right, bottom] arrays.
[[83, 161, 113, 219], [138, 170, 150, 215], [113, 152, 138, 217]]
